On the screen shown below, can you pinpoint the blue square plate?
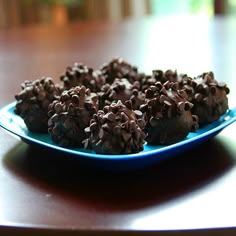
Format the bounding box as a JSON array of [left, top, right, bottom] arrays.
[[0, 102, 236, 171]]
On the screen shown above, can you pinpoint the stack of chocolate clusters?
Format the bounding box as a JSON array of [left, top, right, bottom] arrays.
[[14, 58, 230, 154]]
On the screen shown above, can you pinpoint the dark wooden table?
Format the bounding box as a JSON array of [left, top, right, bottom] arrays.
[[1, 16, 236, 236]]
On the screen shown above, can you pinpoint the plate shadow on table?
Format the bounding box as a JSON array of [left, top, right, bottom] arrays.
[[2, 138, 236, 211]]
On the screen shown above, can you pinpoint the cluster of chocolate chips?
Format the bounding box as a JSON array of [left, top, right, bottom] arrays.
[[98, 78, 144, 110], [153, 69, 178, 84], [15, 77, 60, 132], [140, 81, 199, 144], [84, 100, 146, 154], [144, 69, 230, 126], [48, 86, 97, 147], [60, 62, 105, 92], [100, 58, 143, 84], [14, 58, 230, 154], [188, 72, 229, 125]]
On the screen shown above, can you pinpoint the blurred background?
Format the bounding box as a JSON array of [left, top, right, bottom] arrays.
[[0, 0, 235, 29]]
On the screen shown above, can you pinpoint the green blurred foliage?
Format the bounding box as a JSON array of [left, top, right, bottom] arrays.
[[150, 0, 213, 16]]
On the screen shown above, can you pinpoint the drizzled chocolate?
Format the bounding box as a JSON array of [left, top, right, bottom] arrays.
[[14, 77, 60, 132], [48, 86, 97, 147], [84, 100, 146, 154], [140, 81, 199, 145]]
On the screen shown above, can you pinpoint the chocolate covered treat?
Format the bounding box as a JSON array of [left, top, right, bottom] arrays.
[[13, 57, 232, 154], [141, 81, 199, 145], [98, 78, 145, 110], [60, 62, 105, 92], [48, 86, 98, 147], [190, 72, 230, 125], [100, 58, 142, 84], [84, 100, 146, 154], [14, 77, 61, 132]]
